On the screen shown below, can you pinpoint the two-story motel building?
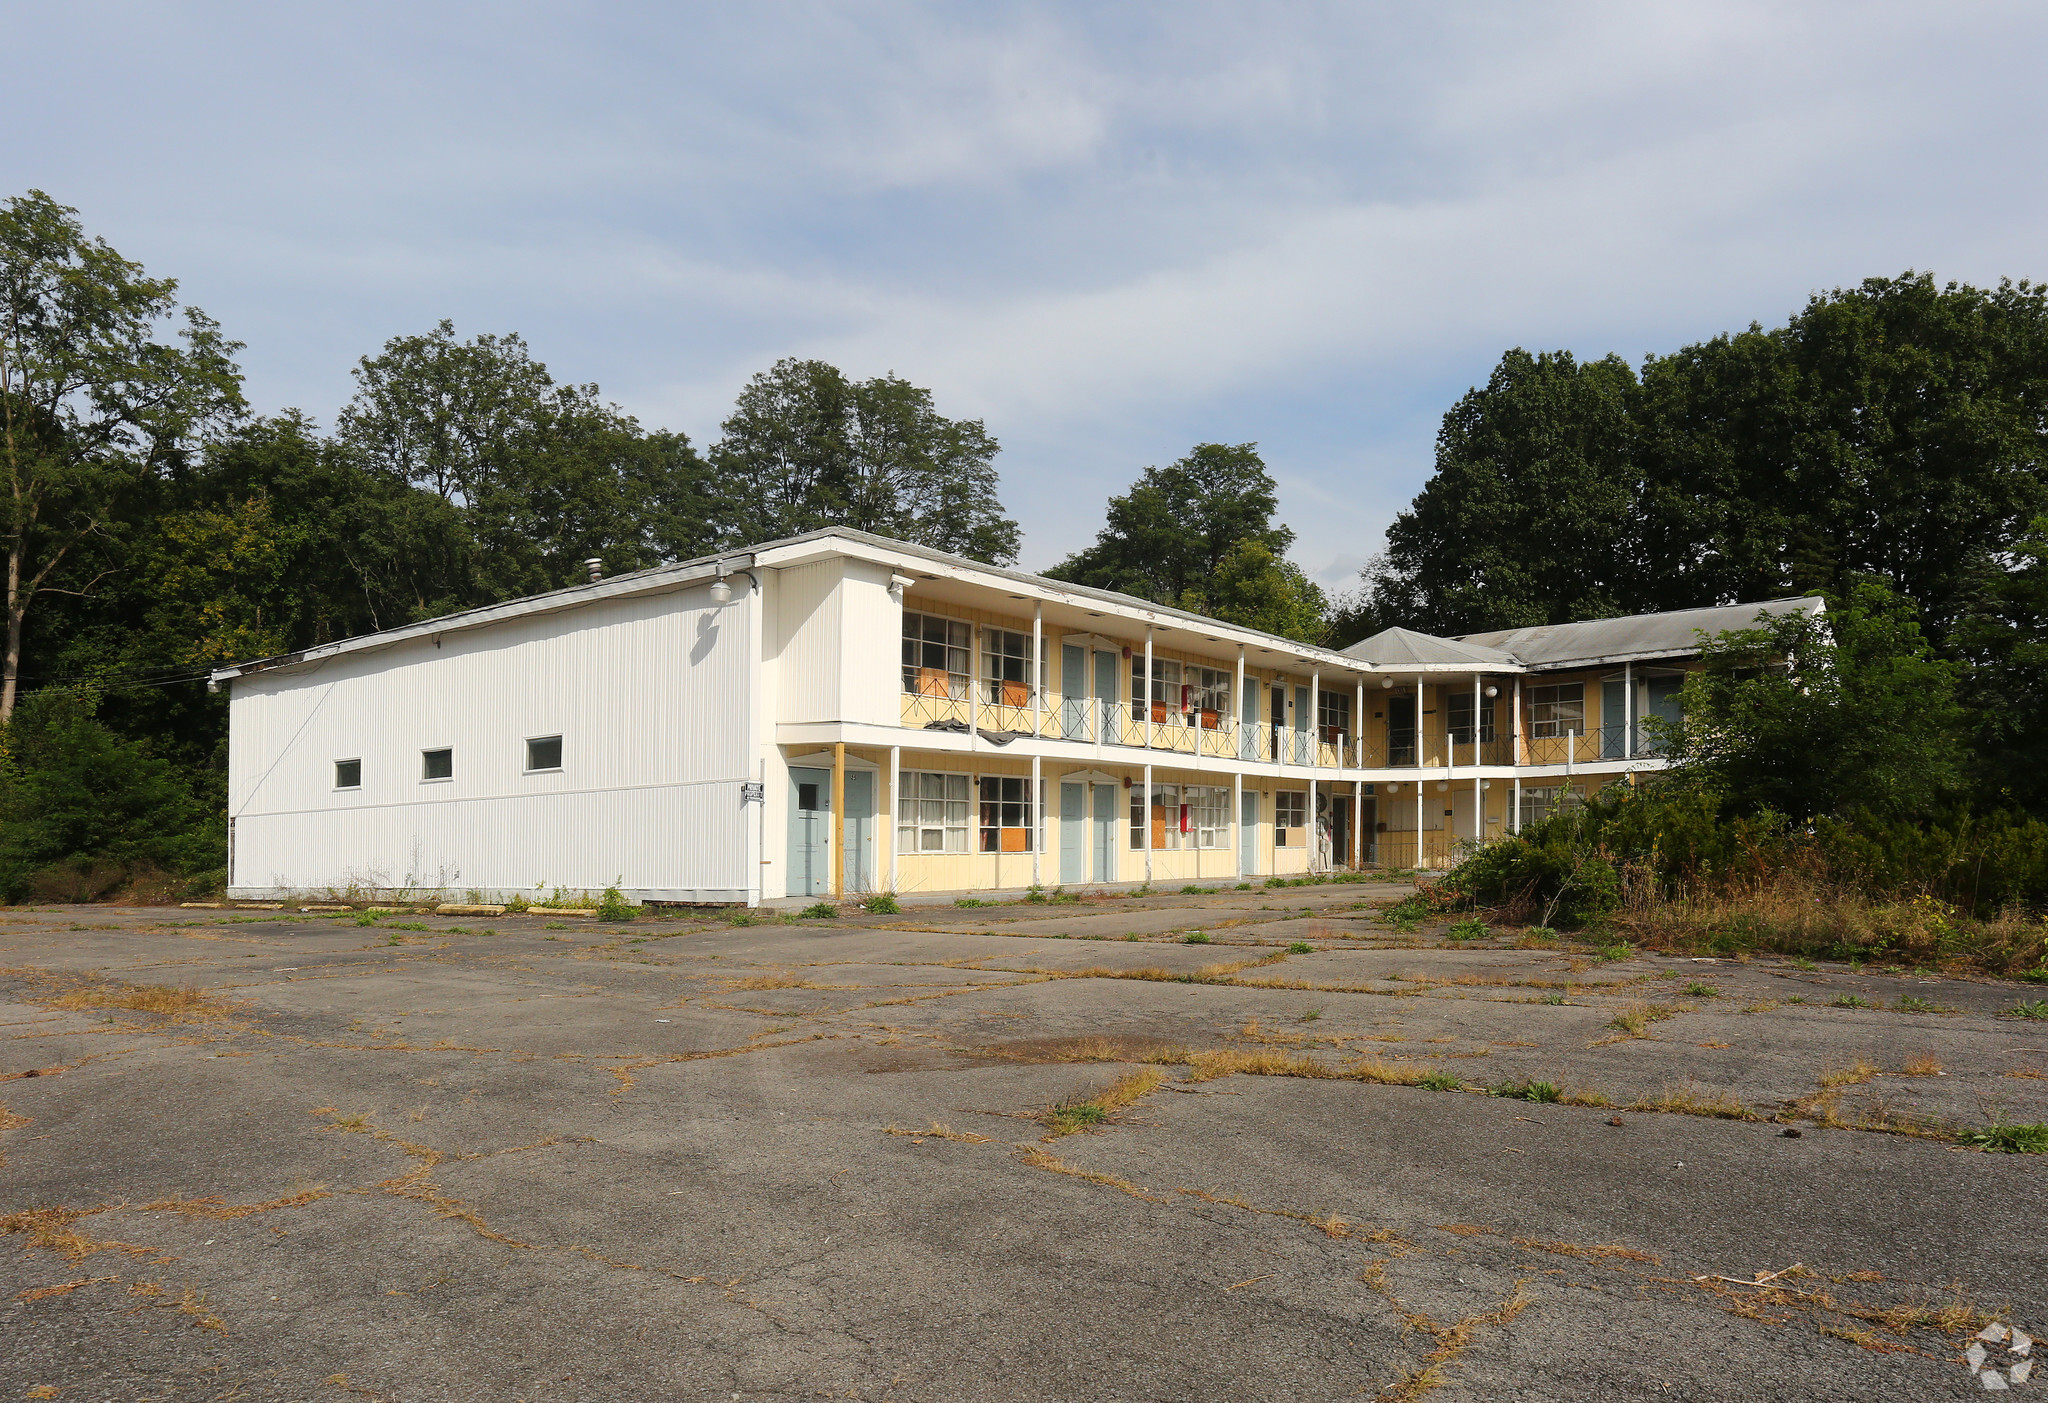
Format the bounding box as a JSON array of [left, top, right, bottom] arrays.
[[211, 527, 1822, 906]]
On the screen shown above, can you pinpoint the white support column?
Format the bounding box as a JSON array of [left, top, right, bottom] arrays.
[[888, 746, 901, 893], [1512, 675, 1523, 767], [1513, 773, 1521, 835], [1144, 628, 1155, 751], [1309, 670, 1320, 772], [1623, 658, 1633, 760], [1031, 601, 1043, 740], [1232, 770, 1244, 884], [968, 623, 980, 754], [1307, 776, 1318, 872], [1352, 778, 1362, 869], [1234, 647, 1247, 762], [1354, 679, 1365, 770], [1415, 766, 1424, 870], [1031, 753, 1042, 888], [1143, 763, 1154, 884], [1474, 673, 1484, 843]]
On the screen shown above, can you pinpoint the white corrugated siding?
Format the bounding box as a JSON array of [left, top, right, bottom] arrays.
[[838, 559, 901, 725], [227, 580, 754, 900], [775, 559, 842, 724]]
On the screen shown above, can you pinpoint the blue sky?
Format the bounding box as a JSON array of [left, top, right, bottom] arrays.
[[11, 3, 2047, 587]]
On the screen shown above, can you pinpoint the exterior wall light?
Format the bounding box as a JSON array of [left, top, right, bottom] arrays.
[[709, 560, 733, 604], [1436, 780, 1449, 792], [1485, 685, 1499, 698], [888, 574, 914, 604]]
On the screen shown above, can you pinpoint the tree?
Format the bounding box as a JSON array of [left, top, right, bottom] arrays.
[[707, 358, 1019, 562], [1046, 442, 1293, 605], [1954, 515, 2048, 813], [1204, 539, 1329, 644], [1656, 581, 1968, 821], [336, 321, 716, 598], [1356, 350, 1638, 639], [0, 190, 244, 721]]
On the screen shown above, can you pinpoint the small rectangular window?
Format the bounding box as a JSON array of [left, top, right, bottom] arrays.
[[798, 782, 820, 811], [335, 759, 361, 790], [422, 748, 453, 781], [526, 735, 563, 772], [1274, 790, 1306, 846]]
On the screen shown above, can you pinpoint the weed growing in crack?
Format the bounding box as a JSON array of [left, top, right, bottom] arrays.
[[1183, 932, 1211, 944], [1491, 1078, 1561, 1103], [1287, 942, 1315, 955], [1956, 1121, 2048, 1153], [800, 903, 839, 919], [1833, 994, 1874, 1009], [1418, 1070, 1463, 1092], [1607, 1002, 1679, 1036], [1042, 1068, 1165, 1138], [1684, 982, 1720, 998], [2004, 1000, 2048, 1020]]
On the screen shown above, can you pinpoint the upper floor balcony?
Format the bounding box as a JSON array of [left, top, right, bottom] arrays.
[[895, 681, 1668, 772]]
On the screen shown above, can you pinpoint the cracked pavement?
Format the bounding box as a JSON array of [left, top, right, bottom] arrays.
[[3, 887, 2045, 1400]]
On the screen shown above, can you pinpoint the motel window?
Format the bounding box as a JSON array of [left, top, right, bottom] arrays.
[[898, 771, 970, 853], [1317, 690, 1352, 743], [982, 628, 1035, 708], [1447, 692, 1497, 745], [1526, 683, 1585, 739], [421, 748, 453, 781], [334, 759, 361, 790], [1517, 785, 1581, 829], [526, 735, 563, 772], [1188, 785, 1229, 849], [1131, 657, 1183, 720], [979, 775, 1034, 852], [902, 613, 970, 699], [1188, 666, 1231, 725], [1130, 782, 1182, 850], [1274, 790, 1306, 847]]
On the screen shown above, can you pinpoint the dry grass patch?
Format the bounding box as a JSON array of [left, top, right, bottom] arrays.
[[882, 1121, 992, 1144], [1511, 1236, 1660, 1264], [1016, 1145, 1161, 1200], [721, 970, 840, 991], [1606, 1001, 1682, 1037], [1899, 1055, 1944, 1077], [42, 976, 245, 1024], [1146, 1046, 1432, 1087], [1043, 1068, 1165, 1137], [1818, 1058, 1879, 1088], [975, 1033, 1185, 1064], [1628, 1086, 1757, 1121]]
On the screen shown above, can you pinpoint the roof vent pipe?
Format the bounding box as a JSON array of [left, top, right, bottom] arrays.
[[585, 558, 604, 583]]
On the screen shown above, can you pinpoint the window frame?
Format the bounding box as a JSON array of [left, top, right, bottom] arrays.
[[421, 748, 453, 783], [334, 758, 362, 791], [1130, 657, 1184, 719], [525, 735, 563, 774], [902, 612, 971, 699], [1186, 784, 1229, 849], [1274, 790, 1306, 847], [978, 774, 1034, 853], [1526, 682, 1585, 739], [981, 627, 1035, 707], [1446, 692, 1497, 745], [1130, 781, 1185, 850], [897, 770, 971, 854], [1317, 689, 1352, 743]]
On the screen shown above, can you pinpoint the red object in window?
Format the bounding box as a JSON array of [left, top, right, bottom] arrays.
[[1179, 804, 1190, 833]]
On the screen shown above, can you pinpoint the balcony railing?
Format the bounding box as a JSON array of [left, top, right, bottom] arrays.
[[894, 691, 1669, 772]]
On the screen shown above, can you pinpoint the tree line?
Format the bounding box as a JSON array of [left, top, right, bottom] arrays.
[[3, 186, 2045, 898]]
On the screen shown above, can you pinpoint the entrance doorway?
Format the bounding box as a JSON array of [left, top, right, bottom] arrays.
[[787, 767, 830, 897], [1240, 790, 1259, 875], [1329, 795, 1351, 869], [842, 770, 875, 893]]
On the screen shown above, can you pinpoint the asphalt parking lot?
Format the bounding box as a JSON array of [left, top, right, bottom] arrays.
[[3, 887, 2044, 1401]]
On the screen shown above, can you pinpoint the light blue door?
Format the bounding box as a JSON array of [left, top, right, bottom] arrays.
[[787, 767, 830, 897], [1061, 645, 1089, 739], [1293, 686, 1310, 764], [1059, 782, 1087, 884], [1092, 783, 1118, 883], [1093, 651, 1119, 742], [842, 771, 875, 893], [1240, 790, 1259, 875]]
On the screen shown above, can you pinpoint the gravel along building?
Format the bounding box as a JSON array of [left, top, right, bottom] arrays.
[[210, 527, 1821, 907]]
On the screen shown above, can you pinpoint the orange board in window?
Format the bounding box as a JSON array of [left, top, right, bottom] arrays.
[[998, 680, 1029, 708], [999, 827, 1029, 853], [916, 667, 951, 698]]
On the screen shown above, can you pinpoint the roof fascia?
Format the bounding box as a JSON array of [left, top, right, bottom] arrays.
[[756, 536, 1393, 677], [210, 555, 748, 684]]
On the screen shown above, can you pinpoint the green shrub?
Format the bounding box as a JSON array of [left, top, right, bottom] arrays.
[[864, 893, 901, 914], [597, 886, 642, 922], [800, 902, 839, 919], [1182, 931, 1211, 944], [1286, 941, 1315, 955], [1447, 916, 1491, 941]]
